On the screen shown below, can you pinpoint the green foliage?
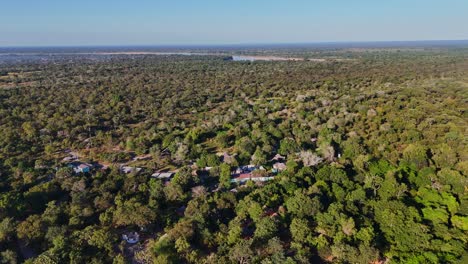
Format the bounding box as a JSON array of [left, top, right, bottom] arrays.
[[196, 153, 220, 167], [0, 217, 16, 243], [285, 191, 321, 218], [431, 144, 458, 168], [0, 250, 17, 264], [279, 138, 299, 155], [17, 214, 44, 242], [254, 217, 278, 241], [416, 187, 459, 215], [113, 198, 156, 227], [0, 48, 467, 263], [402, 144, 429, 169], [373, 200, 433, 258], [219, 163, 232, 189], [451, 215, 468, 231], [290, 218, 312, 244], [251, 147, 267, 166]]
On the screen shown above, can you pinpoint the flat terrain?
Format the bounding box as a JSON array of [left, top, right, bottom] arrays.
[[0, 45, 467, 263]]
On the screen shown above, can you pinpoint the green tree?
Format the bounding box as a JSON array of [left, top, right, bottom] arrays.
[[285, 191, 321, 218], [0, 250, 17, 264], [17, 215, 44, 243], [251, 147, 267, 166], [431, 144, 458, 168], [279, 138, 298, 155], [402, 144, 428, 169], [219, 163, 232, 189], [0, 217, 16, 243], [113, 198, 156, 228], [230, 240, 254, 264], [373, 200, 433, 259], [290, 218, 312, 245], [254, 217, 278, 241]]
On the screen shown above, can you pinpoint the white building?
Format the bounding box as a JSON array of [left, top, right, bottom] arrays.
[[151, 172, 175, 180], [122, 232, 140, 244]]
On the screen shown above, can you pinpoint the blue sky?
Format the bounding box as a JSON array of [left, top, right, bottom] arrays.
[[1, 0, 467, 46]]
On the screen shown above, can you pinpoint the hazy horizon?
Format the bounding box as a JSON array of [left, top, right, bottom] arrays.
[[2, 0, 467, 47], [1, 39, 468, 50]]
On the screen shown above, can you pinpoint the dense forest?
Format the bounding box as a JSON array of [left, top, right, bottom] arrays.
[[0, 46, 467, 264]]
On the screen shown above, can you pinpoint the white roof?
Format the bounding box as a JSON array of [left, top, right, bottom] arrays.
[[151, 172, 174, 179], [122, 232, 140, 244], [273, 162, 286, 169], [231, 176, 274, 183], [121, 166, 142, 174], [271, 154, 286, 161]]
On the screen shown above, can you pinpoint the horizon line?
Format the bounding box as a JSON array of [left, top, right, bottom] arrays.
[[1, 39, 468, 49]]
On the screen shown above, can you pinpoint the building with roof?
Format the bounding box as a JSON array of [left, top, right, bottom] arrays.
[[233, 165, 265, 174], [231, 172, 274, 184], [122, 232, 140, 244], [68, 162, 92, 174], [271, 154, 286, 161], [120, 166, 142, 174], [151, 172, 175, 180], [222, 152, 236, 164], [272, 162, 287, 173]]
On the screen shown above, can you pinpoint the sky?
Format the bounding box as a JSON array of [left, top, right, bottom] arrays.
[[1, 0, 467, 46]]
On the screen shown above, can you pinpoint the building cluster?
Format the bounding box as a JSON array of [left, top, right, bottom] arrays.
[[68, 162, 93, 174], [61, 149, 289, 186]]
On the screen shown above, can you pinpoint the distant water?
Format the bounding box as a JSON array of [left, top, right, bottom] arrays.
[[230, 55, 305, 61], [232, 56, 257, 61], [1, 40, 468, 54]]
